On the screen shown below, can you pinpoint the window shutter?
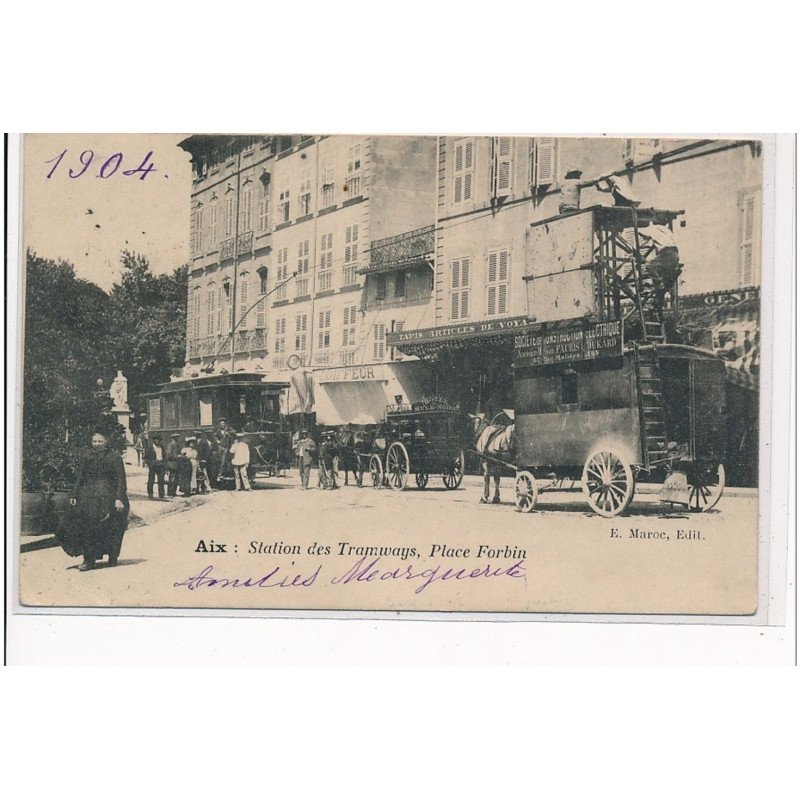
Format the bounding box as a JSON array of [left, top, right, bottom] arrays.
[[487, 286, 496, 316], [455, 144, 463, 172], [740, 193, 758, 285], [460, 289, 469, 318], [461, 257, 470, 288], [239, 276, 248, 330], [535, 138, 556, 184], [463, 173, 473, 200], [499, 249, 509, 281], [451, 259, 460, 290], [464, 141, 474, 169], [498, 283, 508, 314], [454, 175, 463, 203], [450, 290, 460, 320], [488, 251, 498, 283], [495, 137, 513, 195]]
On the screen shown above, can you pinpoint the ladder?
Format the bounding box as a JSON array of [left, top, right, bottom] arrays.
[[633, 343, 670, 469]]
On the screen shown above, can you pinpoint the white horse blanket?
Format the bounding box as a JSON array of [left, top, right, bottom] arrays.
[[475, 423, 514, 457]]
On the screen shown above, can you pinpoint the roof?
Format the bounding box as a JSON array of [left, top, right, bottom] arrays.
[[143, 371, 290, 397]]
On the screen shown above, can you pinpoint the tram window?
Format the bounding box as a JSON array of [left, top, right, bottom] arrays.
[[561, 370, 579, 406], [239, 394, 247, 415], [164, 394, 179, 428], [199, 396, 213, 426], [148, 398, 162, 429]]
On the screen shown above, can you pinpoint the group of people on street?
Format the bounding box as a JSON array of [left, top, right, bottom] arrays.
[[293, 429, 346, 490], [141, 419, 253, 498]]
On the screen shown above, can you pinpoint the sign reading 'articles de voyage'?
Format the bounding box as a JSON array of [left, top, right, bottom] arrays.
[[515, 320, 623, 367]]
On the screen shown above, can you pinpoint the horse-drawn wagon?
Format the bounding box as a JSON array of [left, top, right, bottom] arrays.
[[368, 399, 471, 491]]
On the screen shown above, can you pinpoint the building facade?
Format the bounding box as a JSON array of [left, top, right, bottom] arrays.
[[179, 135, 762, 427]]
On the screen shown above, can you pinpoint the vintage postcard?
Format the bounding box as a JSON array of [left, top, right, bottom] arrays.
[[13, 133, 777, 616]]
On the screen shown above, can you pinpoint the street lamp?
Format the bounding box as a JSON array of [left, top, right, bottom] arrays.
[[202, 270, 298, 374]]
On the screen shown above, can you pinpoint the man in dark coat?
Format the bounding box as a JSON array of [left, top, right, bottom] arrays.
[[319, 431, 340, 490], [166, 433, 181, 497], [67, 432, 130, 570], [144, 434, 168, 499], [196, 431, 213, 492]]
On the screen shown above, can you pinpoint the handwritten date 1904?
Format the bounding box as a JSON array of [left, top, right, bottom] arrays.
[[45, 149, 158, 181]]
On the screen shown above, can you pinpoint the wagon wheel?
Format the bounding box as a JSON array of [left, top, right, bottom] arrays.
[[369, 454, 384, 489], [386, 442, 410, 491], [515, 470, 538, 513], [687, 464, 725, 513], [442, 449, 465, 489], [581, 450, 635, 518], [415, 472, 429, 489]]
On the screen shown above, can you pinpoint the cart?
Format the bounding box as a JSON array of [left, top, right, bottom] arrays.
[[368, 400, 470, 491], [508, 206, 727, 517]]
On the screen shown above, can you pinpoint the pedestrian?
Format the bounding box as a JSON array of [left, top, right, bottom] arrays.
[[296, 429, 317, 490], [134, 432, 145, 467], [320, 431, 340, 490], [180, 437, 199, 495], [214, 417, 234, 483], [558, 167, 583, 214], [196, 431, 213, 493], [166, 433, 181, 497], [65, 431, 130, 571], [229, 432, 252, 491], [144, 434, 168, 500]]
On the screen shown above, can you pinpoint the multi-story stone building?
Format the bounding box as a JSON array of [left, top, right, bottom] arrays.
[[179, 134, 438, 425], [179, 134, 762, 428], [389, 136, 763, 413]]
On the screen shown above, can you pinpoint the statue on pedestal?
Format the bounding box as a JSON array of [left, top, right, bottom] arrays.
[[110, 370, 130, 411]]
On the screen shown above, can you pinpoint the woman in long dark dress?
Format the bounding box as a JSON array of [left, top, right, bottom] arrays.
[[68, 432, 130, 571]]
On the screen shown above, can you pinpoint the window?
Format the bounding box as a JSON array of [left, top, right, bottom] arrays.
[[320, 159, 335, 207], [257, 183, 270, 232], [390, 320, 404, 360], [195, 204, 204, 254], [296, 239, 310, 296], [224, 194, 235, 238], [274, 317, 286, 354], [346, 144, 362, 198], [740, 189, 761, 286], [561, 370, 579, 406], [209, 198, 219, 247], [486, 249, 510, 316], [206, 283, 217, 335], [219, 281, 232, 333], [622, 138, 662, 166], [317, 308, 331, 353], [343, 224, 359, 285], [492, 137, 513, 197], [276, 247, 289, 301], [191, 287, 201, 339], [238, 273, 249, 330], [450, 257, 471, 320], [372, 322, 386, 361], [339, 350, 355, 366], [256, 270, 268, 329], [453, 138, 475, 203], [375, 274, 387, 301], [318, 232, 333, 291], [240, 186, 252, 232], [529, 138, 557, 188], [279, 189, 290, 223], [395, 270, 406, 298], [342, 305, 357, 348], [199, 397, 213, 427], [298, 172, 312, 216], [295, 314, 308, 353]]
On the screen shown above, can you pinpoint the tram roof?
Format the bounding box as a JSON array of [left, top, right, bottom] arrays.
[[143, 371, 290, 397]]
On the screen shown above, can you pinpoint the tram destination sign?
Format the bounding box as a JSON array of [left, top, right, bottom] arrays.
[[515, 319, 623, 367]]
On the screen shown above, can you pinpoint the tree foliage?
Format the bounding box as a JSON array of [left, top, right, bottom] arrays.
[[22, 250, 187, 490]]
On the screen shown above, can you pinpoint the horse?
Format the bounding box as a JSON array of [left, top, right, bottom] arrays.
[[336, 428, 365, 487], [470, 412, 515, 504]]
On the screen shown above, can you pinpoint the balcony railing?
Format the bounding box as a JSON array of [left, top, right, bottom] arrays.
[[364, 224, 435, 274], [237, 230, 253, 255], [188, 329, 267, 359], [220, 237, 236, 260]]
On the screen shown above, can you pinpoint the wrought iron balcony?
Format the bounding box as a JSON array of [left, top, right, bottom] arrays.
[[237, 230, 253, 255], [362, 224, 435, 275], [220, 237, 236, 261]]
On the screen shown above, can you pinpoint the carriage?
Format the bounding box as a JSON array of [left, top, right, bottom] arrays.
[[142, 372, 293, 485], [367, 399, 471, 491], [504, 205, 727, 517]]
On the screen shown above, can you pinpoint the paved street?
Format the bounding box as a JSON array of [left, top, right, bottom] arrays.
[[18, 468, 759, 615]]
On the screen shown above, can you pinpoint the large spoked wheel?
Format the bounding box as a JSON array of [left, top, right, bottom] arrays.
[[386, 442, 410, 491], [515, 470, 538, 513], [581, 450, 635, 518], [687, 464, 725, 513], [415, 472, 429, 489], [369, 454, 384, 489], [442, 449, 465, 490]]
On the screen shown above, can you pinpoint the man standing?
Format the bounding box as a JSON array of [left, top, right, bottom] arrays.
[[296, 429, 317, 490], [144, 434, 167, 500], [214, 417, 234, 483], [196, 430, 213, 493], [166, 433, 181, 497], [229, 432, 251, 492], [320, 431, 340, 490]]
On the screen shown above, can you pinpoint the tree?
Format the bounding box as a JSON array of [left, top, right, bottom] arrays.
[[107, 251, 188, 420]]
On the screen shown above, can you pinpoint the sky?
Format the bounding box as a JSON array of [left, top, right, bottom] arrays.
[[23, 133, 192, 291]]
